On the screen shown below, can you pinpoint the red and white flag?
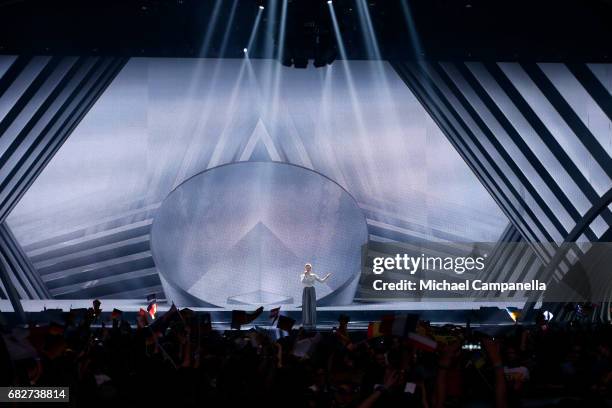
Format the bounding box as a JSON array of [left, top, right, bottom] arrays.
[[407, 332, 437, 352], [147, 302, 157, 320]]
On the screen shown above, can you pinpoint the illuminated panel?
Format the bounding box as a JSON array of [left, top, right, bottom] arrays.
[[151, 161, 368, 307]]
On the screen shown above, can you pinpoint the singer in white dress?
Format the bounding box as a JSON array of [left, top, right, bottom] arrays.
[[300, 263, 331, 329]]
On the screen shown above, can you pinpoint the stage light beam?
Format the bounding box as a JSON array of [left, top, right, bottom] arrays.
[[199, 0, 223, 56], [355, 0, 381, 60], [269, 0, 288, 121], [219, 0, 240, 57], [328, 2, 381, 194], [277, 0, 288, 61], [245, 6, 264, 58], [400, 0, 425, 60], [327, 2, 347, 61]]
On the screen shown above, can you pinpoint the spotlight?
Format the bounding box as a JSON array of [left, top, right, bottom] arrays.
[[259, 5, 264, 10], [327, 0, 332, 3], [243, 48, 248, 54], [505, 307, 522, 323]]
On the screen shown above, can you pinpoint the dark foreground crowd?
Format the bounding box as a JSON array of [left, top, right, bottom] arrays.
[[0, 306, 610, 408]]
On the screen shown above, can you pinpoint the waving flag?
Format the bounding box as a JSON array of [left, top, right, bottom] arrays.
[[269, 307, 281, 324]]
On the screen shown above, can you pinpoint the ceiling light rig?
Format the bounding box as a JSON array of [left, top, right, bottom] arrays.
[[282, 0, 338, 68]]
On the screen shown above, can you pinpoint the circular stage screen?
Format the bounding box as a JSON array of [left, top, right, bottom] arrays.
[[151, 162, 368, 308]]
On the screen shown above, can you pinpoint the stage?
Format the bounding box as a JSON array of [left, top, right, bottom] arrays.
[[0, 1, 609, 329], [0, 299, 523, 329]]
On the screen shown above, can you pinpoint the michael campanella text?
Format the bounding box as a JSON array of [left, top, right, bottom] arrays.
[[372, 279, 547, 293]]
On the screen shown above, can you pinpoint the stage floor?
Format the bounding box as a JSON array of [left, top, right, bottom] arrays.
[[0, 299, 525, 312], [0, 299, 523, 328]]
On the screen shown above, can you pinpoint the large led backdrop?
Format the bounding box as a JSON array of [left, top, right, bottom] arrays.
[[1, 57, 508, 307], [1, 57, 610, 311]]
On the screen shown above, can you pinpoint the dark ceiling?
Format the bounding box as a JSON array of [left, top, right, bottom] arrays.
[[0, 0, 611, 61]]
